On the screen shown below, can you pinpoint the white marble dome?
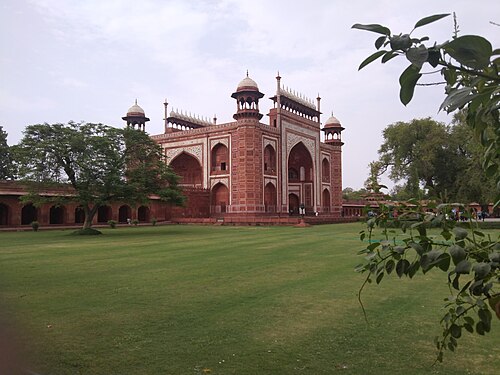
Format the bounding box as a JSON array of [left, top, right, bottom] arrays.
[[126, 101, 145, 116], [236, 76, 259, 91]]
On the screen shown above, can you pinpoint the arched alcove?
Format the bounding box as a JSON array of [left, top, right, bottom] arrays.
[[211, 183, 229, 213], [264, 183, 277, 212], [0, 203, 9, 225], [97, 205, 112, 223], [49, 205, 65, 224], [118, 205, 131, 223], [211, 143, 229, 174], [322, 158, 330, 182], [170, 152, 203, 186], [264, 145, 276, 175], [138, 206, 150, 222], [21, 204, 37, 225]]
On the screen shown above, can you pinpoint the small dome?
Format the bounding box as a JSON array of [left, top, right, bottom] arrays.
[[236, 75, 259, 91], [126, 100, 145, 116], [325, 114, 341, 126]]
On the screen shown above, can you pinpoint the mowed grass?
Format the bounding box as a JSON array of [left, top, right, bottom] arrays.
[[0, 223, 498, 375]]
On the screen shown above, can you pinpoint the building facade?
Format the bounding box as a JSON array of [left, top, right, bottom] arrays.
[[147, 73, 344, 218], [0, 73, 345, 228]]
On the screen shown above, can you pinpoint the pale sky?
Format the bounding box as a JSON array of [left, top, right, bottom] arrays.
[[1, 0, 499, 190]]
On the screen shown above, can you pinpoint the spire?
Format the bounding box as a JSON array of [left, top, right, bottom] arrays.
[[246, 69, 249, 77]]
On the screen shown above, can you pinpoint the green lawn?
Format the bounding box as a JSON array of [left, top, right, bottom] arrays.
[[0, 223, 498, 374]]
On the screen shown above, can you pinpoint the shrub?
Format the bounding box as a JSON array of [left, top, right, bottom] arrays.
[[31, 221, 39, 232], [132, 219, 139, 226], [72, 228, 102, 235], [107, 220, 117, 229], [151, 217, 157, 226]]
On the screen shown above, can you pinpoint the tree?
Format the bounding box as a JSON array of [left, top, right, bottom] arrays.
[[0, 126, 15, 179], [353, 14, 499, 362], [372, 116, 495, 203], [15, 122, 185, 232]]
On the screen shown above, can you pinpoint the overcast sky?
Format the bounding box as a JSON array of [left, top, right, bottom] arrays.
[[1, 0, 499, 189]]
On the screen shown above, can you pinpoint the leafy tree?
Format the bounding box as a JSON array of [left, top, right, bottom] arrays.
[[343, 187, 370, 201], [0, 126, 15, 179], [15, 122, 184, 232], [353, 14, 499, 362]]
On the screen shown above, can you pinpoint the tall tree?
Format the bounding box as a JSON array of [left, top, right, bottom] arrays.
[[375, 118, 465, 200], [15, 122, 184, 232], [0, 126, 15, 179]]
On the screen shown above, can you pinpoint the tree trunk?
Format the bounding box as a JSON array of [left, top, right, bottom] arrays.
[[82, 204, 98, 230]]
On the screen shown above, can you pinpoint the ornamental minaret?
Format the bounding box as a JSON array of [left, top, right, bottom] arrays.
[[231, 71, 265, 122], [122, 99, 150, 131]]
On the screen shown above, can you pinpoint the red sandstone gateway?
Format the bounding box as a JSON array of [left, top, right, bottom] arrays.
[[0, 73, 346, 227]]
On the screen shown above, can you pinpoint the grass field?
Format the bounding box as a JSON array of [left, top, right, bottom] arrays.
[[0, 223, 498, 374]]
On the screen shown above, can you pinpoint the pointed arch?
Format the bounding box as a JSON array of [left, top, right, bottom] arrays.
[[170, 152, 203, 186], [322, 157, 330, 182], [118, 205, 132, 223], [322, 188, 331, 212], [211, 182, 229, 213], [21, 204, 37, 225], [49, 205, 65, 224], [211, 143, 229, 174], [138, 206, 150, 222], [264, 182, 277, 213], [0, 203, 10, 225], [288, 142, 313, 182], [264, 144, 277, 175]]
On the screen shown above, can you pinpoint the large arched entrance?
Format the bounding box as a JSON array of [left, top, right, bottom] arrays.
[[97, 205, 112, 223], [264, 183, 277, 213], [322, 189, 331, 213], [288, 193, 299, 215], [211, 183, 229, 213], [288, 142, 314, 212], [137, 206, 150, 222], [118, 205, 131, 223], [50, 205, 65, 224], [21, 204, 37, 225], [170, 152, 203, 186]]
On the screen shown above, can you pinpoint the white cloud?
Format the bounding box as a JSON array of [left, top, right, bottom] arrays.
[[2, 0, 499, 189]]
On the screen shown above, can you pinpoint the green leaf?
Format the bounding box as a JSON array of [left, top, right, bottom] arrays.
[[399, 65, 422, 105], [358, 50, 388, 70], [455, 259, 471, 274], [478, 309, 492, 324], [450, 324, 461, 338], [449, 245, 466, 265], [444, 35, 493, 69], [376, 271, 384, 284], [476, 321, 486, 335], [437, 253, 451, 272], [426, 49, 441, 67], [439, 87, 477, 113], [464, 323, 473, 333], [375, 36, 387, 50], [396, 259, 410, 278], [385, 259, 395, 274], [406, 45, 429, 68], [453, 227, 468, 240], [352, 23, 391, 36], [473, 262, 491, 279], [414, 14, 450, 29]]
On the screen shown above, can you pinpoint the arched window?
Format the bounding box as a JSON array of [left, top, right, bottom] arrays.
[[322, 189, 331, 212], [264, 145, 276, 175], [211, 183, 229, 213], [288, 142, 313, 182], [211, 143, 229, 174], [288, 168, 299, 181], [322, 158, 330, 182]]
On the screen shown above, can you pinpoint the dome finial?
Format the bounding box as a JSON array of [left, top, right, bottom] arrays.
[[246, 69, 249, 77], [135, 98, 138, 105]]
